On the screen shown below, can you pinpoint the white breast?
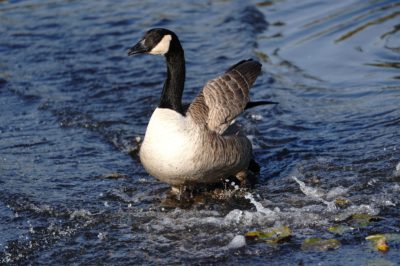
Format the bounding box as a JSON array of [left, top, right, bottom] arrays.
[[139, 108, 199, 183]]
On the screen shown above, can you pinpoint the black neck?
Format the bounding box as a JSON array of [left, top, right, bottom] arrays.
[[158, 43, 185, 114]]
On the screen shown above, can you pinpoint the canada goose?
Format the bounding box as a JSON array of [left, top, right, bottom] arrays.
[[128, 28, 273, 192]]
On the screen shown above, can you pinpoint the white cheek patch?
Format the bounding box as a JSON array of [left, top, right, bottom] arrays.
[[149, 34, 172, 55]]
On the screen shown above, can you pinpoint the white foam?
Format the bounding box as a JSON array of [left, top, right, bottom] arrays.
[[383, 200, 396, 206], [28, 221, 35, 234], [222, 194, 279, 226], [224, 209, 244, 224], [250, 114, 263, 121], [70, 209, 92, 220], [97, 232, 107, 240], [326, 186, 349, 200], [223, 209, 275, 226], [226, 235, 246, 249], [334, 204, 379, 222], [394, 162, 400, 177]]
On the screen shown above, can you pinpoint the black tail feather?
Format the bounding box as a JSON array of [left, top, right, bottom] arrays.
[[245, 100, 278, 110], [226, 59, 256, 72]]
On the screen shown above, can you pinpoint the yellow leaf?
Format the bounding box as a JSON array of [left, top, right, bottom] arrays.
[[334, 198, 350, 207], [245, 226, 292, 245], [245, 231, 261, 238], [376, 238, 390, 252], [301, 238, 341, 252], [366, 234, 390, 252], [328, 225, 354, 235], [350, 213, 381, 227], [366, 234, 386, 241]]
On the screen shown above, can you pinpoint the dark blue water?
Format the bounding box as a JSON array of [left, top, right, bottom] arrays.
[[1, 0, 399, 264]]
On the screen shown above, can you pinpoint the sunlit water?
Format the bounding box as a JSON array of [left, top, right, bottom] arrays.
[[1, 0, 399, 264]]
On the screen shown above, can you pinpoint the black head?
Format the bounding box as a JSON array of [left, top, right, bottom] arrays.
[[128, 28, 179, 56]]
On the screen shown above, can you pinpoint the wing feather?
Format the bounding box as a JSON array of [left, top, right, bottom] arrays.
[[187, 59, 262, 134]]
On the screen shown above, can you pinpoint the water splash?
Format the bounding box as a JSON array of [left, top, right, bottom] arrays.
[[292, 176, 337, 211], [244, 193, 278, 217]]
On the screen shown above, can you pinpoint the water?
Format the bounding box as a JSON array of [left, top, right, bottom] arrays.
[[0, 0, 399, 264]]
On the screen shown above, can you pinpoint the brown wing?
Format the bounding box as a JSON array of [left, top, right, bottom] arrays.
[[187, 60, 262, 134]]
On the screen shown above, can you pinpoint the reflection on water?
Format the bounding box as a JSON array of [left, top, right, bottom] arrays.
[[257, 0, 400, 86], [0, 0, 399, 264]]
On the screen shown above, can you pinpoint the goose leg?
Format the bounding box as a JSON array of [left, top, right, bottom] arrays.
[[235, 170, 249, 187], [170, 186, 180, 195], [235, 166, 258, 188]]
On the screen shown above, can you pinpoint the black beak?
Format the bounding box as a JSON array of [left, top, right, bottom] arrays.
[[128, 40, 147, 56]]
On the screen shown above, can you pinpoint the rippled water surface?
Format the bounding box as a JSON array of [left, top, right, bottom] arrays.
[[1, 0, 399, 264]]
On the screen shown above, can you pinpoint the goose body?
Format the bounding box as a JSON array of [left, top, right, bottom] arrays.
[[128, 28, 264, 189], [140, 108, 252, 186]]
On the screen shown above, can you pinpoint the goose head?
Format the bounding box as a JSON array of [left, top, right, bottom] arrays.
[[127, 28, 186, 114], [128, 28, 181, 56]]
